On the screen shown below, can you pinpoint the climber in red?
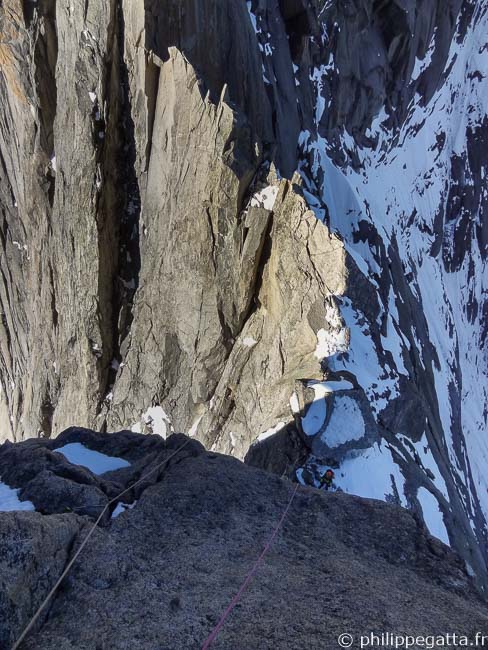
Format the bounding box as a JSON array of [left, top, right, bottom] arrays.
[[319, 468, 335, 491]]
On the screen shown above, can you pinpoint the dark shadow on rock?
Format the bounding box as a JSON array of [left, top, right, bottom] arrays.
[[141, 0, 319, 177], [3, 432, 488, 649], [243, 391, 359, 485], [243, 395, 339, 484], [244, 419, 311, 481]]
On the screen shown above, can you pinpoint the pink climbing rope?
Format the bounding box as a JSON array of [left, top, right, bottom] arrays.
[[201, 482, 299, 650]]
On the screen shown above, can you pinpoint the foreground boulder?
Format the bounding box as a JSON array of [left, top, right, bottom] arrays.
[[0, 429, 487, 649]]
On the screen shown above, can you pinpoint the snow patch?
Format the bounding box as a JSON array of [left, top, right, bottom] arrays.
[[242, 336, 258, 348], [54, 443, 130, 475], [322, 396, 366, 447], [290, 392, 300, 414], [246, 1, 258, 33], [188, 414, 203, 437], [302, 383, 329, 436], [258, 421, 285, 442], [131, 406, 172, 439], [302, 380, 355, 436], [315, 326, 348, 359], [402, 433, 449, 500], [314, 301, 348, 359], [111, 501, 137, 519], [411, 29, 436, 82], [12, 241, 27, 252], [330, 299, 400, 414], [250, 185, 279, 211], [335, 441, 407, 507], [0, 481, 35, 512], [417, 487, 449, 545]]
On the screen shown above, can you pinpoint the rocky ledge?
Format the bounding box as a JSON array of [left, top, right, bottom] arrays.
[[0, 428, 487, 649]]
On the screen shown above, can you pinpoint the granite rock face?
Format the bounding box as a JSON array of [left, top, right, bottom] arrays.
[[0, 512, 82, 650], [0, 0, 487, 594], [0, 0, 326, 444], [1, 430, 487, 649]]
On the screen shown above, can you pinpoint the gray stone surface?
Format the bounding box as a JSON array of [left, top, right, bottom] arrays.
[[0, 512, 82, 650], [0, 0, 326, 447], [0, 431, 486, 649]]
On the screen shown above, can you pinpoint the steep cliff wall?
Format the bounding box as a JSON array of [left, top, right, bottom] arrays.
[[0, 0, 328, 444], [0, 0, 487, 591]]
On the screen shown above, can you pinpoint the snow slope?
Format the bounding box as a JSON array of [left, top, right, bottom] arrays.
[[289, 2, 488, 569]]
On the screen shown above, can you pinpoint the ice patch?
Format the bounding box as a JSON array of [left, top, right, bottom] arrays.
[[54, 443, 130, 475], [0, 481, 35, 512]]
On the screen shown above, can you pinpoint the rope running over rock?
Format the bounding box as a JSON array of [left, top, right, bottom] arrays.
[[12, 437, 193, 650], [201, 482, 299, 649]]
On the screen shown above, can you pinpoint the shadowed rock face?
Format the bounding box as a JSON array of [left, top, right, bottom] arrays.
[[0, 0, 487, 597], [1, 430, 487, 649], [315, 0, 467, 161]]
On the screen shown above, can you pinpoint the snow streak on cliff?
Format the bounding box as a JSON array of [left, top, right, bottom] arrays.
[[285, 1, 488, 581]]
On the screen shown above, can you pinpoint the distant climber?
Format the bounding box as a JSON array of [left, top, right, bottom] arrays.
[[319, 468, 335, 491]]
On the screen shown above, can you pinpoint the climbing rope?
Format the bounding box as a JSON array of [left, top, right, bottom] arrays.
[[11, 437, 193, 650], [201, 482, 299, 650]]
